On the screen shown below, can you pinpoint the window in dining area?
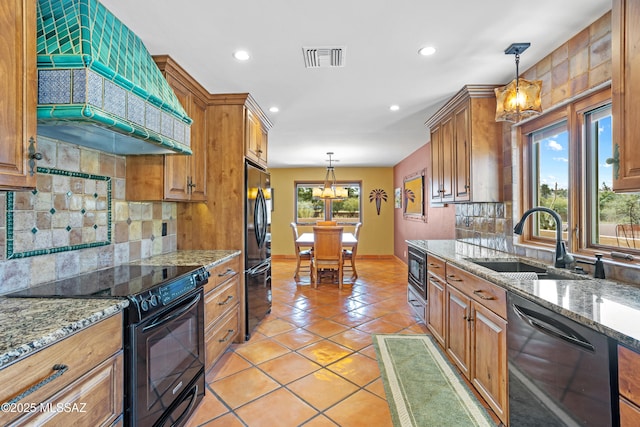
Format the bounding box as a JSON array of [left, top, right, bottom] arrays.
[[295, 182, 361, 224]]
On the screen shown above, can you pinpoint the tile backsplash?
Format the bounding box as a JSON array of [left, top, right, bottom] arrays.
[[455, 202, 514, 253], [0, 136, 177, 294], [455, 201, 555, 266]]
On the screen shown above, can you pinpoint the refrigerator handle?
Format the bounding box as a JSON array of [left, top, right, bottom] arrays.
[[255, 188, 268, 248]]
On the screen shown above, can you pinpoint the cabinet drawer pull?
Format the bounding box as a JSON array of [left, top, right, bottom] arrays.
[[447, 274, 463, 282], [428, 263, 440, 268], [473, 289, 496, 300], [218, 295, 234, 305], [5, 364, 68, 405], [218, 268, 235, 277], [218, 329, 236, 343]]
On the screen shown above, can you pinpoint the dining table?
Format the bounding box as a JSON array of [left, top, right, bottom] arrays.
[[295, 232, 357, 248]]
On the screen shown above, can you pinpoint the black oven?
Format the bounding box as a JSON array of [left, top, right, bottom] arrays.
[[8, 263, 210, 427], [408, 246, 427, 299], [127, 287, 205, 427]]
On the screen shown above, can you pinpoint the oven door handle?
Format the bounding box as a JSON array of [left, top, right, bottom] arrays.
[[142, 292, 201, 333]]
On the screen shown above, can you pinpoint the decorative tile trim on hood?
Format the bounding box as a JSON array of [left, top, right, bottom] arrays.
[[36, 0, 192, 155]]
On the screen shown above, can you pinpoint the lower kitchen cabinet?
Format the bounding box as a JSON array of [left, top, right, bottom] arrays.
[[471, 302, 508, 423], [204, 254, 241, 374], [0, 313, 123, 426], [446, 284, 472, 379], [427, 272, 446, 347], [619, 344, 640, 426], [445, 264, 508, 425]]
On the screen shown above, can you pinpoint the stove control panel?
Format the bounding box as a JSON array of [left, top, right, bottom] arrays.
[[132, 267, 209, 317]]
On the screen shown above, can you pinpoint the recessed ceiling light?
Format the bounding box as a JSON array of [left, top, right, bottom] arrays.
[[418, 46, 436, 56], [390, 105, 400, 111], [269, 106, 279, 113], [233, 50, 250, 61]]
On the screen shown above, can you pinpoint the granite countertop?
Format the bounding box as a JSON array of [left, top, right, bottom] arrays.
[[407, 239, 640, 352], [0, 298, 129, 369], [130, 249, 241, 270], [0, 250, 240, 370]]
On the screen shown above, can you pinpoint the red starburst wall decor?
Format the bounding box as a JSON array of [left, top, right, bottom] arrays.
[[369, 188, 388, 215]]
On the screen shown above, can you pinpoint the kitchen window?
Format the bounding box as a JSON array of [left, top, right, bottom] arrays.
[[520, 86, 640, 256], [295, 182, 361, 224], [528, 120, 569, 241]]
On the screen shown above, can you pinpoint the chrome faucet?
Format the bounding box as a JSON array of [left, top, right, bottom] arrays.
[[513, 207, 575, 269]]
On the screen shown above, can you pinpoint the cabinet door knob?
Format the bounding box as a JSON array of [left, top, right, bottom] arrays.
[[27, 137, 41, 176]]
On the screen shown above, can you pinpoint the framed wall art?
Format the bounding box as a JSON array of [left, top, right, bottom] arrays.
[[403, 169, 426, 221]]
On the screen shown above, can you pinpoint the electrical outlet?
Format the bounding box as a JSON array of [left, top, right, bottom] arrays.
[[161, 222, 167, 236]]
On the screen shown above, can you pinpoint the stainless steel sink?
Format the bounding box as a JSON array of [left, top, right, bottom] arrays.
[[469, 259, 586, 281], [471, 260, 546, 274]]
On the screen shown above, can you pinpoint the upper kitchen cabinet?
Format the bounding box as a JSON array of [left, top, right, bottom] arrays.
[[245, 106, 269, 168], [612, 0, 640, 192], [426, 85, 502, 204], [0, 0, 38, 190], [126, 56, 207, 201]]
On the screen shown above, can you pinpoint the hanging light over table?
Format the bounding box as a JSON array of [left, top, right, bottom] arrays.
[[495, 43, 542, 123], [313, 152, 348, 200]]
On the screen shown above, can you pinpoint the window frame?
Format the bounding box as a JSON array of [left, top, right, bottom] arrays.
[[518, 85, 639, 258], [519, 107, 569, 250], [294, 180, 362, 225]]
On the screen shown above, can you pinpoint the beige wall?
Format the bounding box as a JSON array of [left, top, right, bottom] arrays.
[[269, 167, 394, 257]]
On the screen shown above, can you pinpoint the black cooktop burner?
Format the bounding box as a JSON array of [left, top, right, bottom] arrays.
[[8, 264, 200, 298]]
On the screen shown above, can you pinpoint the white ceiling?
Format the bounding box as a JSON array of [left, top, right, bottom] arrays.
[[100, 0, 611, 168]]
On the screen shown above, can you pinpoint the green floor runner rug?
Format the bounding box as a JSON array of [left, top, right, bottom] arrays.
[[373, 334, 494, 427]]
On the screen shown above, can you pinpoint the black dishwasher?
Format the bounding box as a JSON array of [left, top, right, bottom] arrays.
[[507, 292, 616, 426]]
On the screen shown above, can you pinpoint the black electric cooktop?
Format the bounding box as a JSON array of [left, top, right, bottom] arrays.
[[7, 264, 201, 298]]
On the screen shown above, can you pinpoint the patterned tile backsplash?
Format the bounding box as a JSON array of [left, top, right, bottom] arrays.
[[0, 136, 177, 294], [6, 167, 111, 259]]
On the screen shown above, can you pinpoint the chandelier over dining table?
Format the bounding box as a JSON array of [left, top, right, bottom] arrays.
[[313, 152, 348, 200]]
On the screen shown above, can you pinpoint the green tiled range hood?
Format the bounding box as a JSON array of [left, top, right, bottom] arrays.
[[36, 0, 192, 155]]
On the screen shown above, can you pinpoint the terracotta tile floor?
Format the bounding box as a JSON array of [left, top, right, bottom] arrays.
[[186, 258, 500, 426]]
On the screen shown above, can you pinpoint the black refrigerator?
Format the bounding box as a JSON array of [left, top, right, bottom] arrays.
[[245, 161, 272, 340]]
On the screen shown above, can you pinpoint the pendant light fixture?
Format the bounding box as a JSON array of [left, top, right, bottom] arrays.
[[495, 43, 542, 123], [312, 152, 348, 200]]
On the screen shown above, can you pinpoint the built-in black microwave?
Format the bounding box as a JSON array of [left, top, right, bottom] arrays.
[[408, 247, 427, 300]]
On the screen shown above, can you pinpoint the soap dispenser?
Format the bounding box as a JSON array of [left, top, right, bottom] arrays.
[[594, 253, 605, 279]]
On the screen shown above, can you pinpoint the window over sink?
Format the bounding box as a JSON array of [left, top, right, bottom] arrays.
[[520, 86, 640, 257]]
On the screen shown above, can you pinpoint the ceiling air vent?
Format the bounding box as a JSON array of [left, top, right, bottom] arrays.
[[302, 46, 346, 68]]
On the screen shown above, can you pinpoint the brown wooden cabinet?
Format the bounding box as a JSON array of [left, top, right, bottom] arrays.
[[619, 344, 640, 426], [612, 0, 640, 191], [245, 108, 268, 168], [126, 56, 207, 201], [445, 263, 508, 425], [204, 255, 241, 375], [426, 85, 502, 204], [446, 284, 472, 378], [0, 0, 38, 190], [426, 254, 447, 346], [0, 314, 123, 426], [177, 93, 271, 339]]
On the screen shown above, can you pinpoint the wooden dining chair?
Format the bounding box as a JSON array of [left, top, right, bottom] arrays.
[[342, 222, 361, 281], [311, 226, 344, 288], [316, 220, 337, 226], [290, 222, 312, 280]]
